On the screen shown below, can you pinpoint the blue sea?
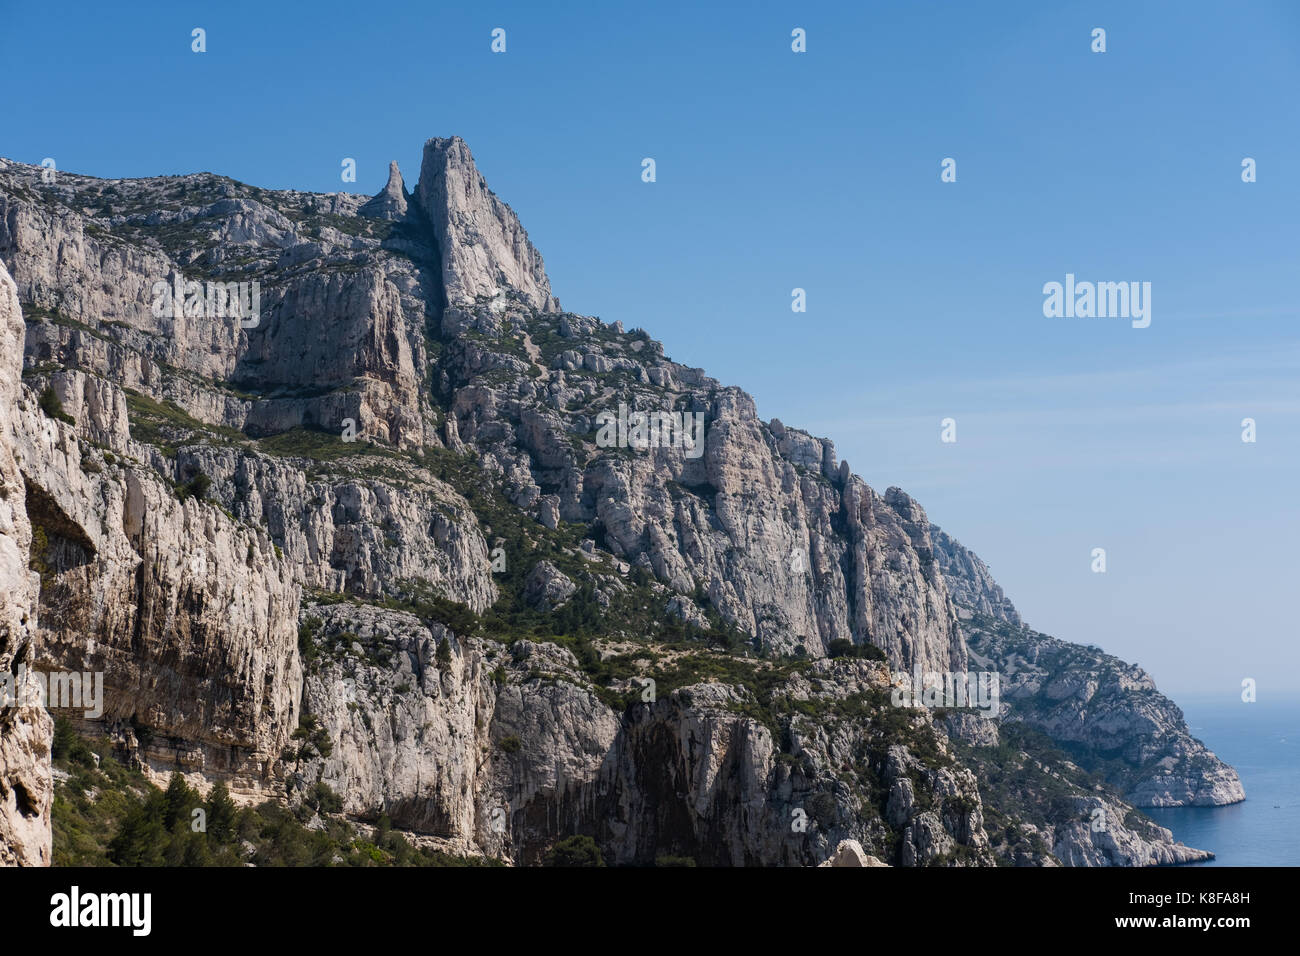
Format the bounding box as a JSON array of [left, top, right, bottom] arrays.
[[1143, 697, 1300, 866]]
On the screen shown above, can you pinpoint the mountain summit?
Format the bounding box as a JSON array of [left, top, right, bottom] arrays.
[[414, 136, 558, 313], [359, 160, 408, 221]]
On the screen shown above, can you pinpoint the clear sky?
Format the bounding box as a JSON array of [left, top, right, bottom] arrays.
[[4, 0, 1298, 695]]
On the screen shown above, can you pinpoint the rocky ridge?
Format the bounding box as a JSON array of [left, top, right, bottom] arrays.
[[930, 528, 1244, 809]]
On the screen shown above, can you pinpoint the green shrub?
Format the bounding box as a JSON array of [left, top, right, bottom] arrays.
[[51, 717, 93, 767], [176, 471, 212, 502], [828, 638, 887, 661], [38, 386, 75, 425], [298, 617, 322, 665], [543, 835, 604, 867], [308, 782, 343, 815]]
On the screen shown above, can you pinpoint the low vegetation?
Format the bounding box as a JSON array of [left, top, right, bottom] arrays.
[[51, 719, 497, 867]]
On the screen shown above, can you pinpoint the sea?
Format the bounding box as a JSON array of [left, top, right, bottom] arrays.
[[1143, 696, 1300, 866]]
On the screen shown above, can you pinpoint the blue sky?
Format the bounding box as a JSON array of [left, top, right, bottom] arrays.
[[4, 0, 1298, 694]]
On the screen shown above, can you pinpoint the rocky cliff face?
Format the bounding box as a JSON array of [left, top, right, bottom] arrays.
[[289, 601, 994, 866], [0, 259, 52, 866], [0, 142, 1233, 866], [930, 529, 1244, 808], [929, 526, 1020, 626]]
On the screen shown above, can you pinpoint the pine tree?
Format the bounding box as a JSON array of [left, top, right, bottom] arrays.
[[206, 781, 237, 843], [162, 772, 197, 830], [108, 794, 167, 867]]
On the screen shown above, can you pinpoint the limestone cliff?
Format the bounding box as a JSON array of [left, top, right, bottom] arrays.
[[414, 138, 558, 314], [0, 259, 51, 866], [931, 527, 1244, 808], [0, 142, 1232, 867]]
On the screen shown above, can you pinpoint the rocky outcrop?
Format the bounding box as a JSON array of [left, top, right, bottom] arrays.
[[414, 137, 558, 313], [360, 162, 409, 221], [936, 715, 1213, 866], [176, 444, 496, 610], [929, 525, 1020, 625], [817, 839, 889, 867], [522, 560, 575, 610], [0, 259, 51, 866], [1051, 800, 1213, 867], [935, 530, 1243, 808], [0, 158, 441, 453], [13, 392, 303, 797], [964, 616, 1244, 808], [290, 604, 493, 851]]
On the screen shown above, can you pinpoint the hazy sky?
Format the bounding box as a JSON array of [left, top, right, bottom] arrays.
[[4, 0, 1298, 694]]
